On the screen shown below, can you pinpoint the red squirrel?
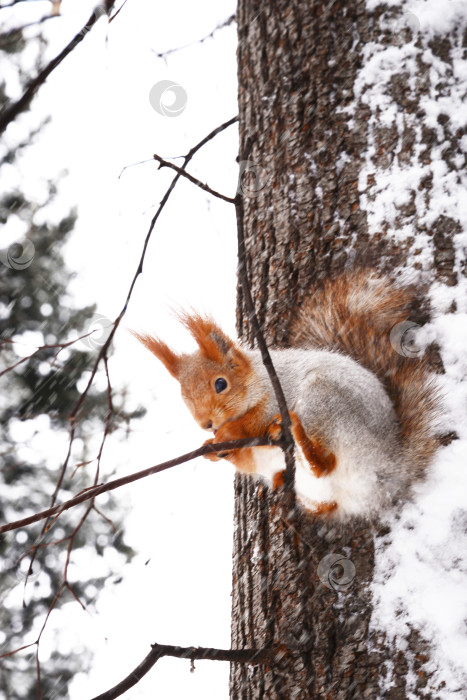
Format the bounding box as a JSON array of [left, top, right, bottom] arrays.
[[133, 271, 440, 521]]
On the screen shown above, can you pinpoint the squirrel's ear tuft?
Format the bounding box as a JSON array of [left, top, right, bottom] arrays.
[[227, 344, 251, 372], [130, 330, 181, 379], [176, 312, 235, 364]]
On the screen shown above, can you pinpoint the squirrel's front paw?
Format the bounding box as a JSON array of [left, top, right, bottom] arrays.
[[267, 414, 284, 442], [202, 437, 223, 461], [202, 436, 231, 461]]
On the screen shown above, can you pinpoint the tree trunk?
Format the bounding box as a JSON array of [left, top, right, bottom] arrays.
[[231, 1, 465, 698]]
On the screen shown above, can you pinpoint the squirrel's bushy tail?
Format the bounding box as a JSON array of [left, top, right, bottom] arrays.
[[289, 271, 440, 474]]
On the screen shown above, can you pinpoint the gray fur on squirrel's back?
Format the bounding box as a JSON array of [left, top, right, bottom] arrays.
[[289, 271, 440, 476], [247, 348, 405, 518], [240, 271, 440, 518]]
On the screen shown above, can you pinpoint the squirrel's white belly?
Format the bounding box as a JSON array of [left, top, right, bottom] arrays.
[[249, 446, 285, 481], [249, 444, 377, 519]]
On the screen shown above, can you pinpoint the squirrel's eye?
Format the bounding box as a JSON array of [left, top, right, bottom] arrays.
[[214, 377, 228, 393]]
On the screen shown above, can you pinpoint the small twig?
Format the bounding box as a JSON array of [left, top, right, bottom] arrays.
[[122, 115, 237, 315], [0, 641, 35, 659], [16, 114, 239, 629], [93, 504, 118, 533], [65, 582, 86, 611], [153, 13, 236, 60], [0, 350, 40, 378], [0, 329, 108, 379], [2, 115, 240, 691], [94, 354, 113, 484], [0, 1, 117, 135], [91, 641, 273, 700], [46, 120, 239, 499], [109, 0, 129, 23], [0, 436, 270, 535], [153, 154, 235, 204], [117, 157, 154, 178]]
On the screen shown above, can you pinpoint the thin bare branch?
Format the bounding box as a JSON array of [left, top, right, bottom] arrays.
[[2, 114, 240, 691], [92, 504, 118, 533], [0, 436, 270, 535], [91, 641, 273, 700], [44, 116, 239, 513], [185, 115, 238, 158], [0, 642, 35, 659], [18, 115, 238, 604], [153, 13, 236, 60], [122, 114, 238, 313], [0, 328, 109, 379], [0, 1, 117, 136], [109, 0, 129, 23], [153, 153, 235, 204], [94, 353, 113, 484], [0, 350, 40, 378]]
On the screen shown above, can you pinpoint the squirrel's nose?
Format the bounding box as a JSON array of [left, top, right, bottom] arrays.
[[204, 420, 213, 431]]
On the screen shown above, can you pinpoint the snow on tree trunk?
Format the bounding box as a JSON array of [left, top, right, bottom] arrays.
[[231, 1, 466, 698]]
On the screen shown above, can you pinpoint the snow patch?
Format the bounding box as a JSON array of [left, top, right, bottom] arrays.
[[347, 3, 467, 695]]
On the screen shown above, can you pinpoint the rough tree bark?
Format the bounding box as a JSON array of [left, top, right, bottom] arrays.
[[231, 1, 466, 698]]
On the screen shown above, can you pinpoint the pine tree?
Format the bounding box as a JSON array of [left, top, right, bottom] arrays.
[[0, 21, 142, 700]]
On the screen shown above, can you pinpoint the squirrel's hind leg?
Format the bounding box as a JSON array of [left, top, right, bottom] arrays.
[[273, 469, 338, 516], [307, 499, 338, 517], [291, 412, 336, 477], [268, 411, 336, 478]]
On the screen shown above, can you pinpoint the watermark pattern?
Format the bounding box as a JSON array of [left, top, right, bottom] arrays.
[[389, 11, 420, 45], [390, 320, 423, 358], [0, 238, 35, 270], [237, 160, 271, 198], [48, 676, 70, 700], [317, 553, 356, 592], [80, 314, 113, 351], [1, 554, 41, 586], [149, 80, 188, 117]]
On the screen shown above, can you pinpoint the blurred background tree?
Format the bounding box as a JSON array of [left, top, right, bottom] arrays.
[[0, 18, 143, 700]]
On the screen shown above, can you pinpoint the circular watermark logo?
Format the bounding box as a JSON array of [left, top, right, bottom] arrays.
[[390, 12, 420, 44], [80, 314, 113, 351], [149, 81, 188, 117], [0, 239, 35, 270], [390, 321, 423, 358], [237, 160, 271, 197], [1, 557, 41, 586], [318, 553, 356, 592]]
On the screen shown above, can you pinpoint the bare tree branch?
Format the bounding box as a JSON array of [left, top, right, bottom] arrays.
[[153, 13, 236, 60], [2, 113, 244, 694], [0, 329, 112, 379], [153, 153, 236, 204], [24, 114, 238, 558], [123, 114, 238, 310], [8, 118, 240, 663], [0, 1, 118, 135], [91, 641, 273, 700], [0, 436, 270, 535], [109, 0, 129, 23]]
